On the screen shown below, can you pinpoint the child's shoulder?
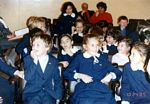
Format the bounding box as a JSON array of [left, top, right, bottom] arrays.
[[48, 53, 58, 62]]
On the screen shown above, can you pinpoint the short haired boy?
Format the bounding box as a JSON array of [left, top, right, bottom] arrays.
[[22, 34, 62, 104]]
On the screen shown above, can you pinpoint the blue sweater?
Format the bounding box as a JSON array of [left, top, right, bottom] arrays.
[[120, 63, 150, 103]]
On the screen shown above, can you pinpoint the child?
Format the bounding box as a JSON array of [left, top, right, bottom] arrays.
[[54, 1, 78, 35], [120, 42, 150, 104], [15, 16, 46, 57], [58, 34, 80, 94], [64, 33, 121, 104], [22, 34, 62, 104], [71, 19, 85, 46], [112, 38, 132, 69], [58, 34, 79, 68], [105, 29, 120, 60], [140, 27, 150, 45], [115, 15, 139, 42]]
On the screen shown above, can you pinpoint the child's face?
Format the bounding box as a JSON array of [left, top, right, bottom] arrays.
[[32, 38, 49, 56], [76, 22, 84, 33], [118, 20, 128, 28], [84, 37, 99, 56], [66, 5, 73, 15], [130, 48, 144, 67], [106, 36, 115, 44], [61, 36, 73, 50], [117, 42, 129, 54]]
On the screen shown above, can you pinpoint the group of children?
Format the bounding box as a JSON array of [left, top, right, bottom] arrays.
[[0, 23, 150, 104], [0, 1, 150, 104]]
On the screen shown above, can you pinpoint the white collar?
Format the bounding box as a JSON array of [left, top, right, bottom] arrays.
[[72, 32, 83, 37], [83, 52, 100, 58], [61, 47, 79, 55], [107, 42, 118, 46], [83, 52, 100, 64], [130, 63, 145, 72], [78, 32, 83, 37], [63, 13, 76, 18]]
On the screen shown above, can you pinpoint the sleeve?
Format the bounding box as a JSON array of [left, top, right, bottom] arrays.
[[0, 58, 16, 76], [23, 55, 37, 81], [112, 54, 117, 64], [15, 34, 30, 55], [63, 55, 80, 81], [106, 13, 113, 24], [120, 65, 131, 101], [0, 20, 11, 38], [106, 60, 122, 80], [53, 61, 63, 100], [89, 13, 98, 24]]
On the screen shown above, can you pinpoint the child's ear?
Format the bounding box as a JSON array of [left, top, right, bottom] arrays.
[[46, 46, 50, 52]]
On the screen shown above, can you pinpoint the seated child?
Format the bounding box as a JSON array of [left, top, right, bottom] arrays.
[[71, 19, 85, 45], [105, 29, 120, 56], [58, 34, 80, 68], [64, 33, 121, 104], [104, 29, 122, 61], [58, 34, 80, 93], [22, 34, 62, 104], [120, 42, 150, 104], [112, 38, 132, 70]]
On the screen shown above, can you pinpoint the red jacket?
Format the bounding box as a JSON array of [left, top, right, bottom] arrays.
[[90, 11, 113, 24]]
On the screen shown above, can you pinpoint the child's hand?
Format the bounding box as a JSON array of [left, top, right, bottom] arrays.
[[102, 41, 107, 49], [76, 73, 93, 83], [14, 70, 24, 79], [56, 100, 60, 104], [101, 72, 116, 84], [71, 26, 76, 34], [31, 50, 38, 60], [7, 33, 15, 39], [59, 61, 69, 68], [0, 97, 3, 104]]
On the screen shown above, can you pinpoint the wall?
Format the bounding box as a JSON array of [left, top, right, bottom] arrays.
[[0, 0, 150, 31]]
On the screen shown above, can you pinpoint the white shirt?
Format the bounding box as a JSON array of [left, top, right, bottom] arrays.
[[112, 52, 129, 66], [33, 55, 49, 73]]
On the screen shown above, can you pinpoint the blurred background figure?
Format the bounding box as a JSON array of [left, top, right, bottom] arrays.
[[78, 2, 94, 23]]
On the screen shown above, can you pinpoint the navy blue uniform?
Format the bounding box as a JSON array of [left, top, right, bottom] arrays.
[[23, 54, 62, 104], [120, 63, 150, 104], [54, 13, 77, 35], [107, 44, 118, 55], [64, 53, 121, 104], [0, 58, 16, 104]]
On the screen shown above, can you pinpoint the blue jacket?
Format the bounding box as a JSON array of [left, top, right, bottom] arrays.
[[0, 58, 16, 76], [23, 54, 62, 103]]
